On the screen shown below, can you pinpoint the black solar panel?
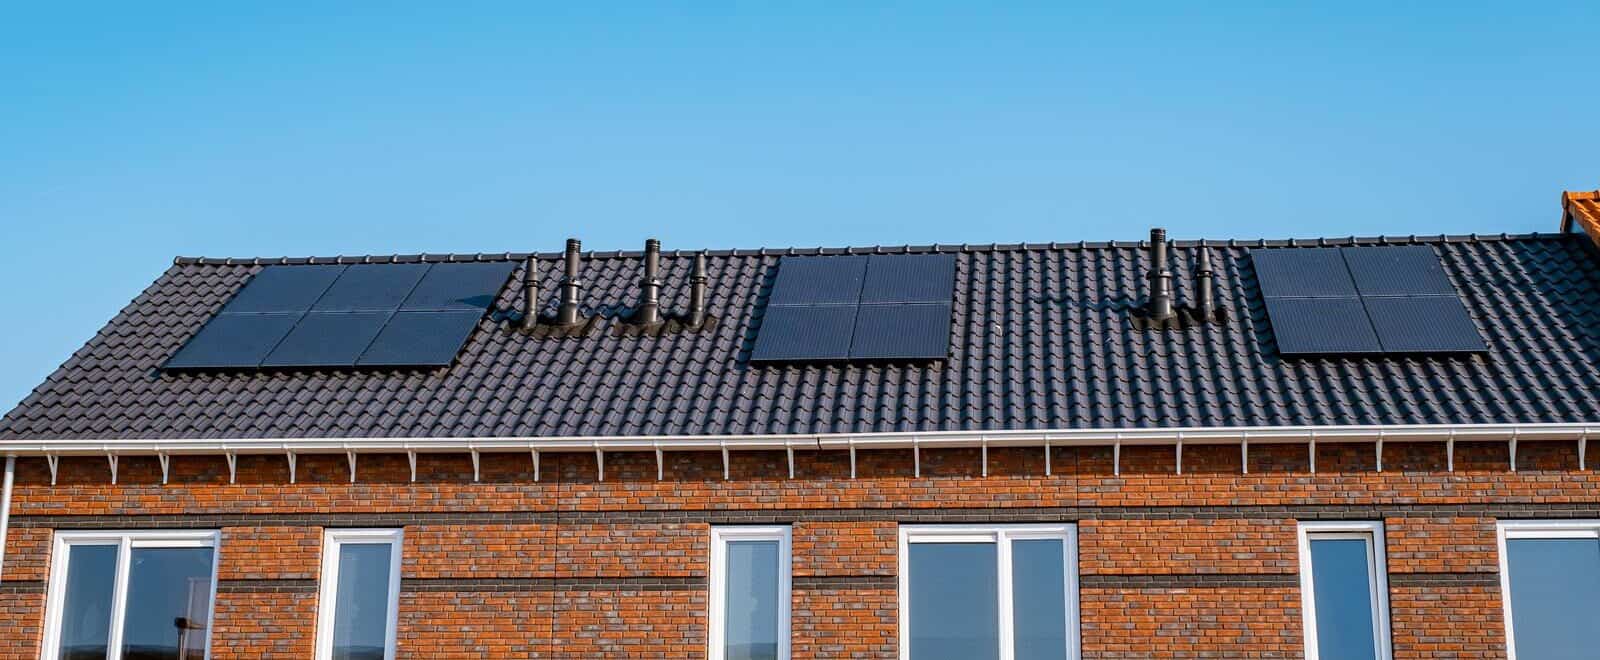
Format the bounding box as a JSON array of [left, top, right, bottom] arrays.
[[312, 263, 429, 312], [766, 256, 869, 306], [860, 254, 957, 304], [1342, 246, 1457, 297], [220, 265, 345, 313], [402, 262, 518, 311], [260, 312, 391, 367], [358, 310, 487, 366], [163, 313, 300, 369], [1265, 297, 1382, 355], [1364, 296, 1486, 353], [1251, 248, 1356, 298], [849, 303, 952, 359], [749, 305, 857, 362]]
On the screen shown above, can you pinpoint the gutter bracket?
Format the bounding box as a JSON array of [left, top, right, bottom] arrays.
[[1175, 433, 1184, 475], [470, 449, 481, 483], [158, 453, 170, 485], [786, 445, 795, 480], [107, 454, 118, 485], [1376, 433, 1384, 473], [980, 437, 989, 478], [849, 439, 857, 479], [1581, 430, 1590, 471], [1241, 433, 1249, 474], [1308, 433, 1317, 474], [347, 451, 358, 483], [531, 449, 540, 482], [655, 444, 665, 481], [47, 455, 59, 486], [1044, 438, 1052, 477], [1447, 431, 1456, 473], [286, 452, 296, 484], [595, 445, 605, 482], [1113, 436, 1122, 477], [1509, 429, 1519, 472], [225, 452, 237, 484], [721, 442, 730, 481], [913, 438, 921, 478], [407, 451, 417, 483]]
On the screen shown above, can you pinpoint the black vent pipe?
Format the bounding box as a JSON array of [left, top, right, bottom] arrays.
[[1194, 247, 1216, 322], [520, 256, 541, 330], [556, 238, 584, 326], [687, 252, 708, 326], [1146, 228, 1175, 320], [635, 239, 663, 324]]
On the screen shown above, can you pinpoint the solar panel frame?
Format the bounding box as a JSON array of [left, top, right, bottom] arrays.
[[1264, 297, 1383, 355], [219, 265, 346, 314], [749, 305, 858, 362], [765, 256, 869, 306], [260, 311, 392, 368], [357, 310, 489, 367], [400, 262, 518, 311], [312, 263, 430, 312], [859, 254, 957, 304], [1363, 296, 1486, 353], [163, 313, 302, 369], [848, 302, 953, 360], [1342, 246, 1457, 297], [1251, 248, 1358, 298]]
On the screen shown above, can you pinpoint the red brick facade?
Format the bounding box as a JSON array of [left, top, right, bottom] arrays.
[[0, 441, 1593, 658]]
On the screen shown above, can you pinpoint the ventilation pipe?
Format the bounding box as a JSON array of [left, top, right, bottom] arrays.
[[1193, 247, 1216, 322], [556, 238, 585, 326], [520, 257, 542, 330], [634, 239, 663, 325], [1146, 228, 1175, 321], [687, 253, 709, 327]]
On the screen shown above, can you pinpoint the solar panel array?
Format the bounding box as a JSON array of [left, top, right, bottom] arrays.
[[1252, 246, 1485, 356], [751, 254, 956, 362], [166, 262, 514, 370]]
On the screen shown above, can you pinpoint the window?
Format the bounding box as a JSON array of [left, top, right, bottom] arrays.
[[315, 529, 403, 660], [42, 530, 220, 660], [1296, 521, 1392, 660], [709, 526, 791, 660], [1497, 520, 1600, 660], [898, 524, 1078, 660]]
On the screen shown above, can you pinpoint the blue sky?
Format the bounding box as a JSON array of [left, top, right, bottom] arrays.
[[1, 2, 1596, 409]]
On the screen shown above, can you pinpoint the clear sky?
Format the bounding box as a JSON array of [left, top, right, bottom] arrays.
[[1, 2, 1597, 410]]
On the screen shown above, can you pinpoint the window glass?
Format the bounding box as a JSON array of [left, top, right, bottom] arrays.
[[330, 543, 394, 660], [1011, 539, 1068, 660], [1308, 538, 1379, 660], [723, 540, 781, 660], [908, 543, 1000, 660], [119, 547, 215, 660], [1505, 538, 1600, 659], [56, 545, 118, 660]]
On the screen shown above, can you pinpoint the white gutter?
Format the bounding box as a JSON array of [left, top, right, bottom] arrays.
[[0, 456, 14, 583]]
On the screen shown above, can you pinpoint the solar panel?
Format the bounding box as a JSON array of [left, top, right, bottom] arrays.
[[260, 312, 391, 367], [1251, 248, 1356, 298], [766, 256, 869, 306], [1363, 296, 1486, 353], [1342, 246, 1457, 297], [312, 263, 429, 312], [849, 303, 952, 359], [860, 254, 957, 304], [401, 262, 518, 311], [163, 313, 301, 369], [220, 265, 345, 313], [357, 310, 488, 367], [1264, 297, 1382, 355], [749, 305, 857, 362]]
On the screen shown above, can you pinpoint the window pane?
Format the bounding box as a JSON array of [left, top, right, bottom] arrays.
[[1309, 538, 1379, 660], [118, 547, 215, 660], [909, 543, 999, 660], [331, 543, 394, 660], [1506, 538, 1600, 659], [1012, 539, 1068, 660], [57, 545, 118, 660], [722, 540, 781, 660]]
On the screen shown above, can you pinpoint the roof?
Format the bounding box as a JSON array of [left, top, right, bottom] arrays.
[[3, 233, 1600, 442]]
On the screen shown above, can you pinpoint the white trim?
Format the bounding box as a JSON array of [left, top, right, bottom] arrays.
[[897, 523, 1080, 660], [1495, 519, 1600, 660], [314, 528, 404, 660], [1296, 521, 1392, 660], [40, 529, 222, 660], [707, 526, 792, 660]]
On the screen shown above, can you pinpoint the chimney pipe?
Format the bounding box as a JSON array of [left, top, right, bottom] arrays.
[[635, 239, 663, 324], [1146, 228, 1175, 320], [687, 253, 708, 327], [520, 256, 541, 330], [556, 238, 584, 326], [1194, 248, 1216, 322]]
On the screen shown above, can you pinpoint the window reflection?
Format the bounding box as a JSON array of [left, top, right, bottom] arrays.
[[1308, 538, 1379, 660], [56, 545, 117, 660], [1506, 538, 1600, 659], [331, 543, 394, 660], [119, 547, 215, 660], [908, 543, 1000, 660], [722, 540, 780, 660]]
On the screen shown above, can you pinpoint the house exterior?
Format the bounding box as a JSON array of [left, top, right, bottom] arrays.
[[2, 193, 1600, 659]]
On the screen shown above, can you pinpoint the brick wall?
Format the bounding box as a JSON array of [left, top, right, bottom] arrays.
[[1, 441, 1592, 657]]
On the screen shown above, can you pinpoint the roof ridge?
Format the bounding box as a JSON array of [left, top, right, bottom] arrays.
[[171, 232, 1572, 266]]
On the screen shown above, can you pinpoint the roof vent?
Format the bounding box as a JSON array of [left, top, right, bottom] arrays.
[[556, 238, 586, 326], [686, 253, 709, 327], [613, 244, 719, 337], [518, 238, 600, 338], [628, 239, 664, 325], [1131, 227, 1227, 330], [519, 256, 541, 331]]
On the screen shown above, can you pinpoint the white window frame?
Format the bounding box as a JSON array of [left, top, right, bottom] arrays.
[[707, 525, 792, 660], [41, 529, 222, 660], [898, 523, 1080, 660], [314, 528, 404, 660], [1296, 520, 1393, 660], [1495, 519, 1600, 660]]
